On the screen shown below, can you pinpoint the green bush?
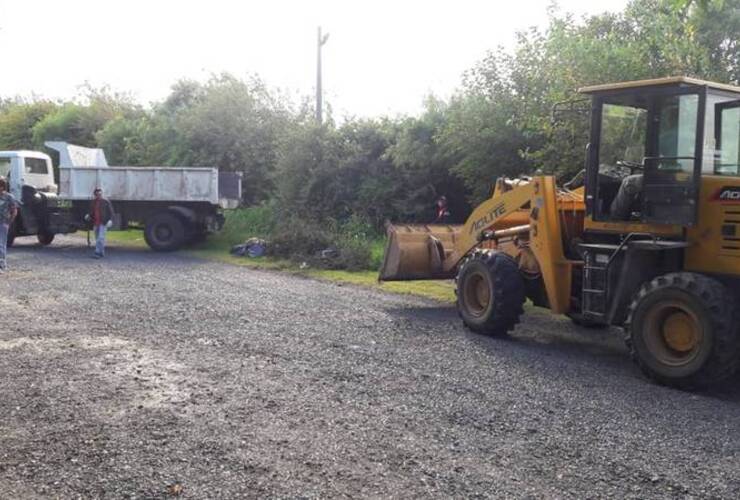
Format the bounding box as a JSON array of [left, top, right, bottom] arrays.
[[204, 204, 277, 249], [251, 213, 382, 271], [333, 235, 373, 271], [210, 206, 385, 272], [267, 217, 333, 260], [329, 216, 379, 271]]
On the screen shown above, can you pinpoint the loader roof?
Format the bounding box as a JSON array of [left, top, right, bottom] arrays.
[[578, 76, 740, 95]]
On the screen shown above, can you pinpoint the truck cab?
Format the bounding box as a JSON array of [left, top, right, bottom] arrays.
[[0, 150, 74, 246], [0, 151, 57, 197]]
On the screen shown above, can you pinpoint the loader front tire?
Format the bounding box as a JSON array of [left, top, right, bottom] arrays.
[[456, 250, 525, 337], [625, 272, 740, 390]]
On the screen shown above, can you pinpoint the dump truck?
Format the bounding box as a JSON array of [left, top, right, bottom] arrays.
[[380, 77, 740, 389], [0, 142, 241, 251]]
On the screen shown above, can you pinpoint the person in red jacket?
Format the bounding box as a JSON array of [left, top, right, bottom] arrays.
[[433, 195, 451, 223], [85, 188, 115, 258]]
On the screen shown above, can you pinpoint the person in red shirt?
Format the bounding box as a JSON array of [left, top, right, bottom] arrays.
[[433, 195, 451, 223], [85, 188, 115, 258]]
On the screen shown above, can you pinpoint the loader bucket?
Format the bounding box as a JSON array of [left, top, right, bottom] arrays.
[[379, 224, 461, 281]]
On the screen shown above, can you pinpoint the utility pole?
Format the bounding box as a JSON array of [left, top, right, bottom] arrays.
[[316, 26, 329, 124]]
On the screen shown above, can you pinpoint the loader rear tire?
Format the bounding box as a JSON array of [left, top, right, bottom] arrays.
[[625, 272, 740, 390], [456, 249, 525, 337]]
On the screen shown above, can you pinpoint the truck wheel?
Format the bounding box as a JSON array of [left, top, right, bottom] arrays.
[[37, 231, 54, 246], [144, 212, 185, 252], [455, 249, 526, 336], [625, 272, 740, 389]]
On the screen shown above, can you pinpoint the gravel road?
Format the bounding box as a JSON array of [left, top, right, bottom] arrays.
[[1, 235, 739, 499]]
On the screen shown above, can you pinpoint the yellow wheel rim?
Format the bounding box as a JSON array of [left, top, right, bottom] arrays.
[[662, 311, 698, 352], [464, 271, 491, 317], [643, 301, 703, 367]]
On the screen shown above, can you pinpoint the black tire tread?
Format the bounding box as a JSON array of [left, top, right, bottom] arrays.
[[144, 212, 186, 252], [624, 272, 740, 389], [455, 249, 526, 337], [37, 231, 54, 246]]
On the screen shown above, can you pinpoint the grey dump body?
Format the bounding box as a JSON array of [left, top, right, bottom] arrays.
[[2, 142, 241, 251]]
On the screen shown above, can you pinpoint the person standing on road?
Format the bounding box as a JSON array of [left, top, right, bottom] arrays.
[[85, 187, 114, 259], [0, 177, 19, 272]]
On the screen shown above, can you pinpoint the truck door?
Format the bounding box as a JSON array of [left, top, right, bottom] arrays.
[[641, 89, 704, 225]]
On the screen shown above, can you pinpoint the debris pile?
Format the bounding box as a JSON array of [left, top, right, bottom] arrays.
[[230, 238, 267, 258]]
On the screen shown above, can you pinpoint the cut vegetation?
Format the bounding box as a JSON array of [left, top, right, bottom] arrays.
[[87, 208, 457, 303]]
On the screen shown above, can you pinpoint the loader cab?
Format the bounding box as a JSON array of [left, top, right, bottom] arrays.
[[581, 77, 740, 226]]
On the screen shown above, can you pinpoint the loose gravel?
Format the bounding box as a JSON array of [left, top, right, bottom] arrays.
[[1, 235, 739, 499]]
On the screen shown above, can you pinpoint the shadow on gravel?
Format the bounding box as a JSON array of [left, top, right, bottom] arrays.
[[387, 304, 626, 357], [387, 304, 459, 322], [702, 375, 740, 402], [9, 239, 154, 258], [386, 304, 740, 403]]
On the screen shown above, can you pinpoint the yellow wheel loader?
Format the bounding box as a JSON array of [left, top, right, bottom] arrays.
[[380, 77, 740, 389]]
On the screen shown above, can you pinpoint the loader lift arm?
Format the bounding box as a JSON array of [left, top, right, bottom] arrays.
[[380, 176, 581, 315], [380, 181, 536, 281], [442, 182, 535, 273]]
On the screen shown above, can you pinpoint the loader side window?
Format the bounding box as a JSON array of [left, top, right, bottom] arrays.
[[640, 91, 702, 225], [652, 94, 699, 174], [594, 98, 648, 219], [599, 103, 647, 167], [715, 102, 740, 175]]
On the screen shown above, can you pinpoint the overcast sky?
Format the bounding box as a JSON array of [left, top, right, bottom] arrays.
[[0, 0, 628, 118]]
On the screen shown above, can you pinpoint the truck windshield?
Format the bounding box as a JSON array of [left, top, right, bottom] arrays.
[[715, 101, 740, 175]]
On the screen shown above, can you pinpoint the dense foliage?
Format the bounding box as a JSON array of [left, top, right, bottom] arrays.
[[0, 0, 737, 268]]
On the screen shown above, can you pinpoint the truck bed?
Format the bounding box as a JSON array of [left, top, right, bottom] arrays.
[[59, 166, 221, 205]]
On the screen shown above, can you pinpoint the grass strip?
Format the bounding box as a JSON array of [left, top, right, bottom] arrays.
[[98, 230, 456, 303]]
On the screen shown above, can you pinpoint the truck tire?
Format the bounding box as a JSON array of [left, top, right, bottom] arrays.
[[37, 231, 54, 246], [144, 212, 186, 252], [455, 249, 526, 337], [625, 272, 740, 390]]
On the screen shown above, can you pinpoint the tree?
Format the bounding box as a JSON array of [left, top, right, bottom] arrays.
[[169, 74, 293, 204], [0, 101, 57, 150], [32, 85, 141, 149]]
